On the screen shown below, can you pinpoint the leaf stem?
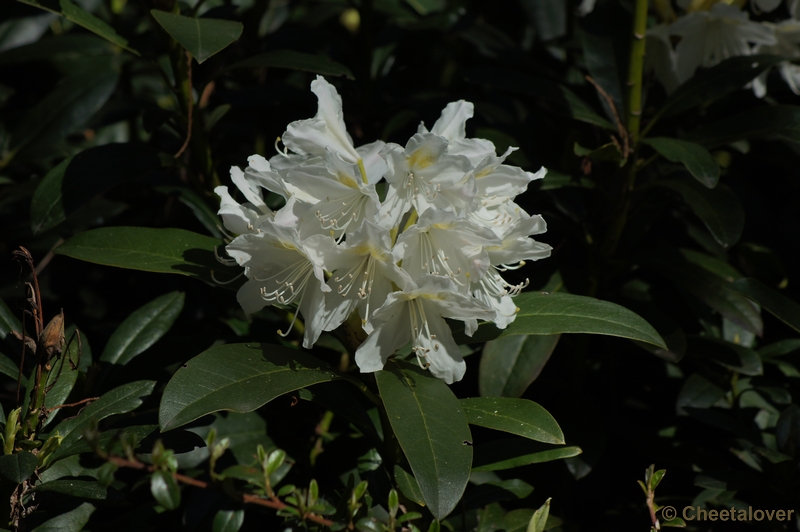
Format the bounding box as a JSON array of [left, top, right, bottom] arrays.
[[626, 0, 649, 145]]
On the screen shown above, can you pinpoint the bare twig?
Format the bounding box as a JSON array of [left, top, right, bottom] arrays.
[[585, 75, 630, 158], [174, 50, 194, 159], [107, 455, 334, 527], [48, 397, 99, 412]]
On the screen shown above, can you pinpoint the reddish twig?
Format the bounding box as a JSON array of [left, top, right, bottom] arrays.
[[585, 75, 630, 159], [107, 455, 334, 527], [48, 397, 99, 412], [174, 50, 193, 159]]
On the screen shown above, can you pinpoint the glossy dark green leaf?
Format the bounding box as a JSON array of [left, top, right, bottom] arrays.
[[463, 68, 615, 129], [658, 180, 744, 248], [660, 55, 783, 118], [676, 374, 727, 415], [100, 292, 184, 367], [31, 144, 160, 234], [375, 360, 472, 520], [472, 439, 582, 472], [53, 424, 157, 462], [213, 509, 245, 532], [32, 502, 95, 532], [497, 509, 562, 532], [730, 278, 800, 334], [228, 50, 354, 79], [580, 29, 623, 124], [686, 105, 800, 148], [394, 465, 425, 506], [759, 339, 800, 358], [49, 381, 156, 461], [159, 344, 340, 431], [776, 405, 800, 457], [643, 137, 720, 188], [0, 34, 116, 71], [519, 0, 565, 40], [151, 10, 243, 64], [645, 253, 762, 335], [456, 293, 665, 348], [688, 336, 762, 376], [54, 227, 238, 283], [11, 57, 118, 155], [188, 412, 274, 466], [461, 398, 564, 444], [0, 353, 17, 380], [0, 298, 21, 340], [155, 186, 224, 239], [42, 325, 82, 427], [17, 0, 138, 54], [33, 479, 108, 499], [0, 452, 38, 483], [681, 249, 742, 281], [463, 479, 534, 509], [479, 334, 559, 398], [151, 470, 181, 510]]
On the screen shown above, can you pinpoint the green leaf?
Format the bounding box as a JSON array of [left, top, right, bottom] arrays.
[[456, 292, 665, 349], [42, 325, 82, 427], [17, 0, 138, 54], [155, 186, 224, 239], [0, 353, 17, 380], [472, 439, 582, 472], [498, 509, 562, 532], [54, 227, 238, 284], [730, 278, 800, 334], [33, 480, 108, 499], [463, 68, 615, 130], [580, 29, 623, 125], [11, 57, 119, 155], [461, 398, 564, 444], [33, 502, 95, 532], [213, 509, 245, 532], [776, 405, 800, 457], [0, 34, 116, 71], [53, 425, 157, 462], [150, 10, 243, 64], [187, 412, 274, 466], [0, 298, 21, 340], [31, 144, 160, 235], [686, 105, 800, 148], [100, 292, 184, 367], [0, 452, 38, 483], [657, 180, 744, 248], [375, 360, 472, 520], [404, 0, 445, 15], [660, 55, 783, 118], [676, 374, 726, 415], [159, 344, 340, 431], [688, 337, 762, 376], [151, 470, 181, 510], [49, 381, 156, 462], [526, 498, 551, 532], [228, 50, 354, 79], [519, 0, 565, 41], [642, 138, 720, 188], [479, 335, 559, 398], [394, 465, 425, 506], [463, 479, 534, 510]]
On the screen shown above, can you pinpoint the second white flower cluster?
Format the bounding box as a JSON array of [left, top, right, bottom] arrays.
[[215, 76, 551, 384]]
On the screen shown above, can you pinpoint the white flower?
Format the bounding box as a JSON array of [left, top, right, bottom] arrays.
[[670, 3, 776, 84], [378, 133, 474, 228], [226, 221, 334, 348], [393, 208, 498, 291], [354, 276, 495, 384], [282, 76, 361, 166], [753, 20, 800, 97], [288, 149, 382, 240], [646, 24, 680, 94], [318, 220, 414, 334], [418, 100, 496, 165]]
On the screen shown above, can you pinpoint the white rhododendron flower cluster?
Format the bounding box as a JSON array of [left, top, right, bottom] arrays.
[[216, 76, 551, 384]]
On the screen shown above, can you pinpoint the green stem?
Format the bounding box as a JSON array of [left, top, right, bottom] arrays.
[[597, 0, 649, 264], [626, 0, 649, 145]]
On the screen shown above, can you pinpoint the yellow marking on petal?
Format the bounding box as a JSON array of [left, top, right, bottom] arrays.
[[432, 222, 454, 230], [475, 166, 494, 179], [408, 148, 436, 170], [337, 172, 359, 189], [357, 158, 368, 185]]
